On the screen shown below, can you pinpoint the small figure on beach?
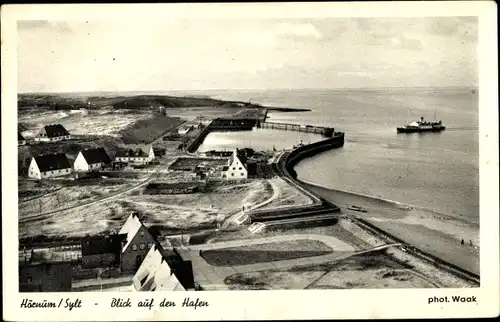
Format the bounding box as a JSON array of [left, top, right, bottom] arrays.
[[469, 240, 473, 246], [461, 239, 464, 245]]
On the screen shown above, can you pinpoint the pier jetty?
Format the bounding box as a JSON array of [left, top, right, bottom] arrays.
[[258, 121, 334, 137]]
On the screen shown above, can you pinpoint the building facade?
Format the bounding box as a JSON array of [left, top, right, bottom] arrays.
[[73, 148, 111, 172], [118, 213, 156, 273], [221, 149, 248, 179], [115, 145, 155, 165], [34, 124, 71, 142], [28, 153, 72, 179]]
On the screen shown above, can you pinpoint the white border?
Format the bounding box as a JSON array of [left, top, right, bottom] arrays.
[[2, 2, 499, 321]]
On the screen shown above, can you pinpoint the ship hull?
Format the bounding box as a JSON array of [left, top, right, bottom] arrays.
[[397, 126, 446, 133]]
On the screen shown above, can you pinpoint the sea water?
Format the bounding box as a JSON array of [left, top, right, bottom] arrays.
[[204, 87, 479, 223]]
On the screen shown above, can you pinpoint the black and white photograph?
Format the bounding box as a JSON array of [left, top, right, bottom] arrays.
[[2, 2, 498, 321]]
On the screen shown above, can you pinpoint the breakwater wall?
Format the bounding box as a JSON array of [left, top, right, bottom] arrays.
[[285, 132, 345, 179], [351, 217, 480, 285], [259, 121, 334, 137]]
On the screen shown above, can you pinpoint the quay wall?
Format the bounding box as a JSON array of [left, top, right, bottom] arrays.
[[285, 132, 345, 179]]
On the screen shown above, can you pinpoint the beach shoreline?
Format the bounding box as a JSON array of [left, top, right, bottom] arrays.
[[298, 180, 480, 276]]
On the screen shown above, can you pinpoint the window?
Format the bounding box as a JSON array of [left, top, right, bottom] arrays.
[[139, 243, 145, 250], [232, 167, 235, 170], [140, 231, 144, 237], [239, 167, 242, 170], [231, 173, 234, 176], [132, 244, 138, 251], [241, 173, 244, 176]]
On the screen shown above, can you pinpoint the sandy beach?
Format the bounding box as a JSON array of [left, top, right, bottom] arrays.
[[301, 181, 480, 276]]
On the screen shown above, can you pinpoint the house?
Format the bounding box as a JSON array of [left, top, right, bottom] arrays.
[[80, 234, 127, 268], [73, 148, 112, 172], [115, 144, 155, 165], [34, 124, 71, 142], [132, 244, 195, 291], [221, 149, 248, 179], [19, 263, 72, 292], [118, 213, 156, 273], [18, 132, 26, 146], [28, 153, 72, 179]]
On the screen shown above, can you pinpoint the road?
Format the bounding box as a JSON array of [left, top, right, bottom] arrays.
[[19, 164, 167, 224]]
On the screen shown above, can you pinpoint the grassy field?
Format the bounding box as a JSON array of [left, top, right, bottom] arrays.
[[19, 179, 273, 239], [201, 240, 333, 266], [119, 115, 185, 144]]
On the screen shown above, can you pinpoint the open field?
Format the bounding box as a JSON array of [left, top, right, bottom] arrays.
[[19, 179, 273, 239], [18, 109, 152, 137], [18, 180, 137, 218], [201, 240, 333, 266], [258, 177, 313, 210], [119, 115, 185, 144], [223, 251, 436, 290]]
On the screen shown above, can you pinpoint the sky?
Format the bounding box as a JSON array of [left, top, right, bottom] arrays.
[[17, 17, 478, 93]]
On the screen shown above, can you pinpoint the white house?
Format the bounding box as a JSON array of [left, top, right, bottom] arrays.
[[28, 153, 72, 179], [115, 145, 155, 164], [221, 149, 248, 180], [118, 213, 156, 273], [131, 245, 188, 292], [34, 124, 71, 142], [73, 148, 111, 172]]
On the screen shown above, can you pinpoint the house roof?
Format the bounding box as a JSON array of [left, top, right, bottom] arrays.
[[80, 148, 111, 165], [228, 149, 248, 169], [37, 124, 70, 138], [115, 144, 152, 158], [118, 213, 152, 253], [81, 234, 127, 256], [18, 132, 25, 141], [132, 244, 186, 292], [33, 153, 71, 172]]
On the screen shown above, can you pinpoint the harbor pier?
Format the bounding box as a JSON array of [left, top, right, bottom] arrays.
[[259, 121, 334, 137]]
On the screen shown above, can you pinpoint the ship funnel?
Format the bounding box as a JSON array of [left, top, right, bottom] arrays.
[[420, 116, 424, 122]]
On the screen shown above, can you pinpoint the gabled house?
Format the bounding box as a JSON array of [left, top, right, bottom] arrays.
[[73, 148, 112, 172], [28, 153, 72, 179], [80, 234, 127, 268], [132, 244, 195, 291], [118, 213, 156, 273], [221, 149, 248, 179], [115, 145, 155, 165], [18, 132, 26, 146], [34, 124, 71, 142]]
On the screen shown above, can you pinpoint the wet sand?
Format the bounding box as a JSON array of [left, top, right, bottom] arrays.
[[301, 181, 480, 276]]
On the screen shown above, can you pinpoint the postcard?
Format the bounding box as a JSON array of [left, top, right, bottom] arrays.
[[2, 2, 498, 321]]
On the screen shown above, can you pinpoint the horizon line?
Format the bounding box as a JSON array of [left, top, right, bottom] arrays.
[[19, 85, 478, 95]]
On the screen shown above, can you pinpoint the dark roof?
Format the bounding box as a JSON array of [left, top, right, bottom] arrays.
[[115, 145, 151, 158], [81, 234, 127, 256], [37, 124, 70, 138], [34, 153, 71, 172], [18, 132, 25, 141], [80, 148, 111, 165], [222, 166, 229, 171]]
